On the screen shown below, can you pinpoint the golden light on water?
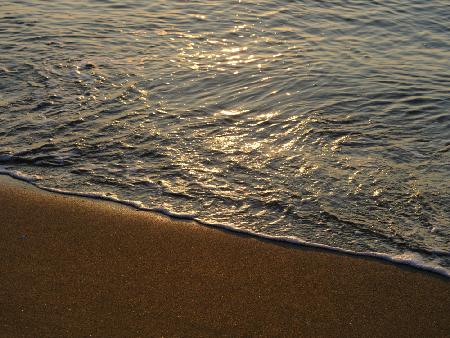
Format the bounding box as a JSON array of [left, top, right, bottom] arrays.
[[178, 43, 257, 72], [173, 20, 286, 74], [219, 109, 247, 116], [1, 0, 449, 276]]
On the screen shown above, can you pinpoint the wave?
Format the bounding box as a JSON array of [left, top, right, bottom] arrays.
[[1, 167, 448, 279]]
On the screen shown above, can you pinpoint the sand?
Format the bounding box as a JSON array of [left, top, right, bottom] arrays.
[[0, 175, 449, 337]]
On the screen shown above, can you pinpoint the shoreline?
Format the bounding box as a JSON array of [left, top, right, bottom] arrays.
[[1, 175, 449, 336], [2, 172, 448, 278]]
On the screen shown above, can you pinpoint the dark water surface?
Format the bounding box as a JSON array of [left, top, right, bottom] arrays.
[[1, 0, 449, 273]]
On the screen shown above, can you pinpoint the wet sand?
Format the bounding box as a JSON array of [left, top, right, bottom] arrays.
[[0, 175, 449, 337]]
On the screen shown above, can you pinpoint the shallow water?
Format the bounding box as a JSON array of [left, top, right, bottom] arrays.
[[1, 0, 449, 274]]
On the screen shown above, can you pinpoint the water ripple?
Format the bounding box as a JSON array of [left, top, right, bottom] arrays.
[[1, 0, 449, 273]]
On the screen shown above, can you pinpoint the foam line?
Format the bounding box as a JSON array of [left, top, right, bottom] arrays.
[[0, 169, 448, 279]]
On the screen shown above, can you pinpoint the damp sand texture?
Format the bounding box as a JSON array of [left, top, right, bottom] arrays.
[[0, 176, 449, 337]]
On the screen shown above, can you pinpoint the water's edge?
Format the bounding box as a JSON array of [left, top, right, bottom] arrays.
[[1, 168, 448, 279]]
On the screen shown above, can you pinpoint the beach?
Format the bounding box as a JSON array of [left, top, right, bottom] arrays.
[[2, 0, 450, 337], [0, 175, 448, 337]]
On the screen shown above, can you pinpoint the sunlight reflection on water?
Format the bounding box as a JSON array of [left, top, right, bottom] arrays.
[[0, 0, 449, 272]]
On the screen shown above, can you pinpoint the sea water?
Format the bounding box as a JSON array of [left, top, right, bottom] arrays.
[[0, 0, 449, 275]]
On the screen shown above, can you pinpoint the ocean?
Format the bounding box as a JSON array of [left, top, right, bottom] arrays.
[[0, 0, 449, 276]]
